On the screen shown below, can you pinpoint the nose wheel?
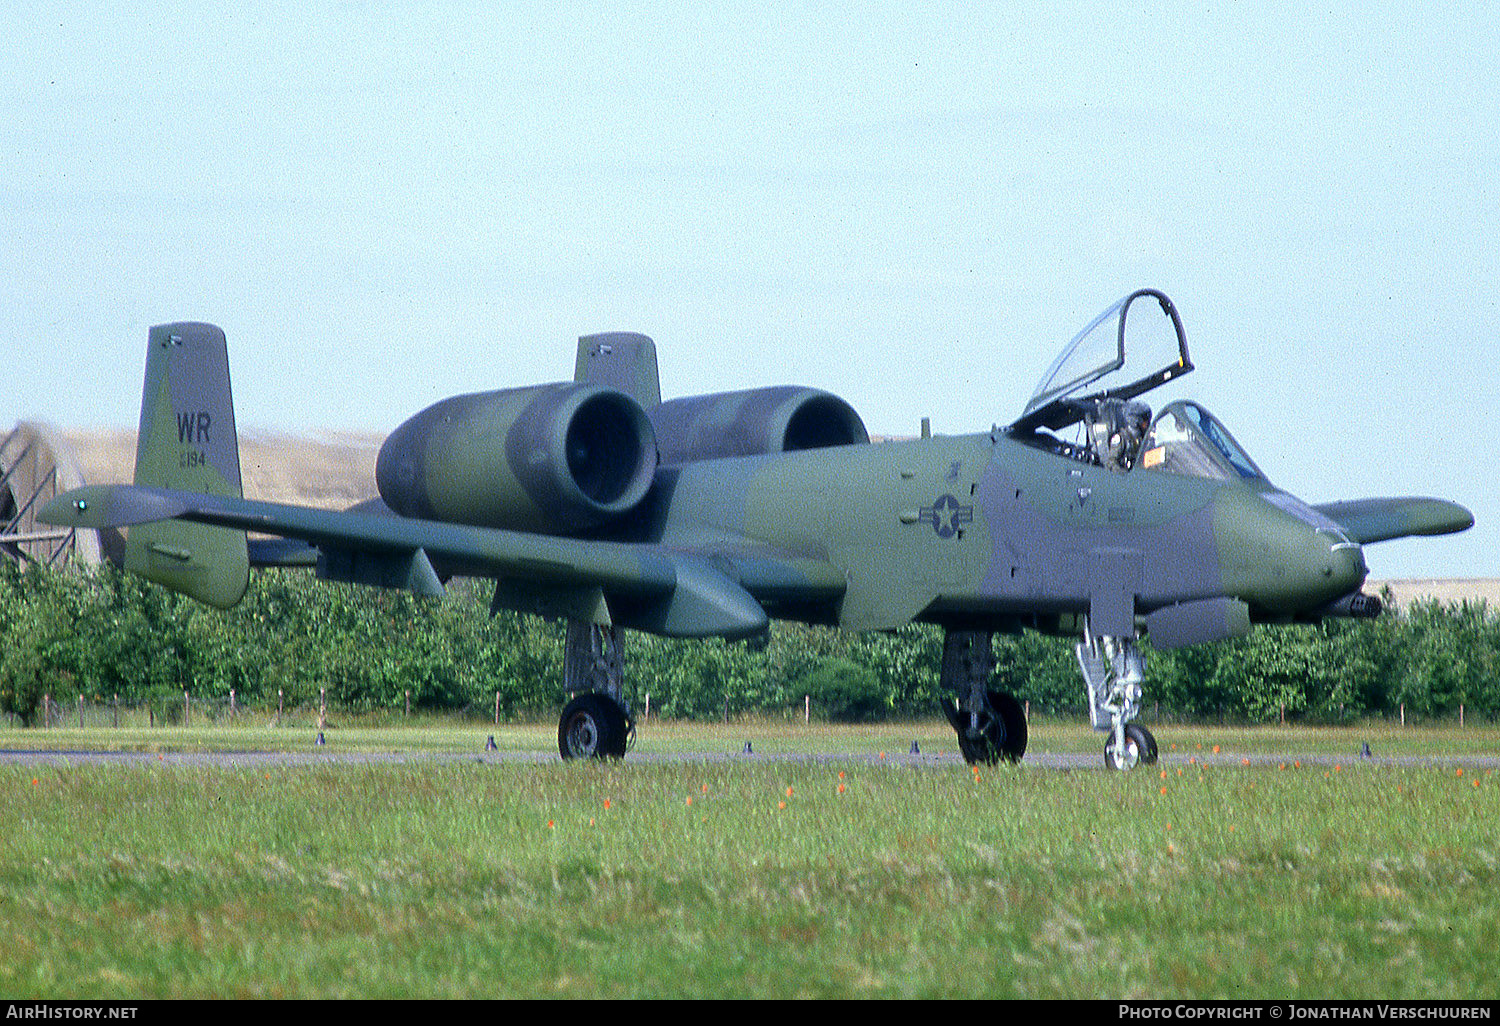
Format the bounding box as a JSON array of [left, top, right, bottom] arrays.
[[1103, 723, 1158, 771]]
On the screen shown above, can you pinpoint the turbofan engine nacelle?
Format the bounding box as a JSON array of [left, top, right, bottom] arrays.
[[650, 386, 869, 465], [376, 383, 657, 534]]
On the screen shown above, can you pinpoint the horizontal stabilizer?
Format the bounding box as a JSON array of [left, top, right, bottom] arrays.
[[1314, 497, 1474, 545], [39, 484, 191, 528], [247, 537, 319, 567]]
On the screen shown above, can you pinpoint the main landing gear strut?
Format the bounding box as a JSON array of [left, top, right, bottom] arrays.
[[938, 626, 1158, 771], [940, 630, 1028, 765], [1076, 630, 1157, 770], [557, 620, 635, 760]]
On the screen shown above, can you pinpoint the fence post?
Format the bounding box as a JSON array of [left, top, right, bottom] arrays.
[[644, 694, 650, 722], [277, 689, 284, 727], [230, 689, 236, 716], [804, 695, 810, 724], [184, 690, 190, 728], [405, 690, 410, 717], [1460, 704, 1465, 729], [113, 694, 119, 729], [318, 688, 326, 733], [44, 694, 51, 728], [494, 691, 500, 726]]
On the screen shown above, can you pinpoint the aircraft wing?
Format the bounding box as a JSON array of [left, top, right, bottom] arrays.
[[39, 484, 844, 640], [1313, 497, 1474, 546]]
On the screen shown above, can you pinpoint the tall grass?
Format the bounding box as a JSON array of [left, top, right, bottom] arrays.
[[3, 726, 1497, 998]]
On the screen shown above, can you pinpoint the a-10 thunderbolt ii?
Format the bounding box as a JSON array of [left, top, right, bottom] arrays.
[[41, 289, 1472, 769]]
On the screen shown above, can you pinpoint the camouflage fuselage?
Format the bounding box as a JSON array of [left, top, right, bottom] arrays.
[[638, 431, 1367, 635]]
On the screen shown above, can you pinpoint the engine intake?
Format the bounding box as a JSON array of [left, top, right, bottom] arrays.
[[376, 383, 657, 534], [650, 386, 868, 464]]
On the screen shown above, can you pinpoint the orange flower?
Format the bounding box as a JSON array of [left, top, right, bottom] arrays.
[[686, 796, 693, 806], [837, 783, 846, 794], [786, 786, 794, 798], [778, 800, 786, 810], [604, 798, 612, 809]]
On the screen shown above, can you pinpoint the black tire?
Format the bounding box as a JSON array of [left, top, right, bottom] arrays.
[[955, 689, 1027, 766], [558, 693, 628, 760], [1134, 724, 1158, 765], [991, 691, 1028, 764], [1103, 723, 1157, 770]]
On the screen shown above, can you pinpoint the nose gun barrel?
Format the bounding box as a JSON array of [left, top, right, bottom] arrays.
[[1310, 591, 1383, 620]]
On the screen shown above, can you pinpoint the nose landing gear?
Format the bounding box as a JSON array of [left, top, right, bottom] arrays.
[[1077, 631, 1157, 770]]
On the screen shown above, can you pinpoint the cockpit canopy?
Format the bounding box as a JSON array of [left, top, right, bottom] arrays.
[[1009, 289, 1268, 483], [1012, 288, 1192, 435]]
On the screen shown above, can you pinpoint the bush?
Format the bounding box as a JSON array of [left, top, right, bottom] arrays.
[[797, 658, 885, 722], [4, 560, 1500, 725]]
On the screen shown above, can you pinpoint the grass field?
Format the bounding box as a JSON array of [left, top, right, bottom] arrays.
[[4, 720, 1498, 999]]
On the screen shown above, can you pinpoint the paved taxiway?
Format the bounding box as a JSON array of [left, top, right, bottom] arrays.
[[4, 748, 1498, 771]]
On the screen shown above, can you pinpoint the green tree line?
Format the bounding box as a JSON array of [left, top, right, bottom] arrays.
[[2, 560, 1497, 726]]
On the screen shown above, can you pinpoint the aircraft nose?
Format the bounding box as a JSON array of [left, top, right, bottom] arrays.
[[1214, 490, 1369, 614], [1314, 529, 1368, 599]]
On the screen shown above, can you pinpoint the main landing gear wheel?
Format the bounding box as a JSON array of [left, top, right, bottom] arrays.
[[558, 693, 630, 761], [1103, 723, 1158, 771], [954, 689, 1028, 766]]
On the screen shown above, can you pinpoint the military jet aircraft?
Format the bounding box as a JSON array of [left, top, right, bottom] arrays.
[[40, 289, 1472, 768]]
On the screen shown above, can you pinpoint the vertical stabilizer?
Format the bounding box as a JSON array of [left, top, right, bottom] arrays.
[[125, 323, 249, 608], [575, 332, 661, 407]]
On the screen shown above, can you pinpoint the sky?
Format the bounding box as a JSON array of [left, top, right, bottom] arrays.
[[3, 2, 1496, 580]]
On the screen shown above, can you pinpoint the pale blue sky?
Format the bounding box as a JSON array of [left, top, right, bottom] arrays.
[[3, 3, 1496, 579]]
